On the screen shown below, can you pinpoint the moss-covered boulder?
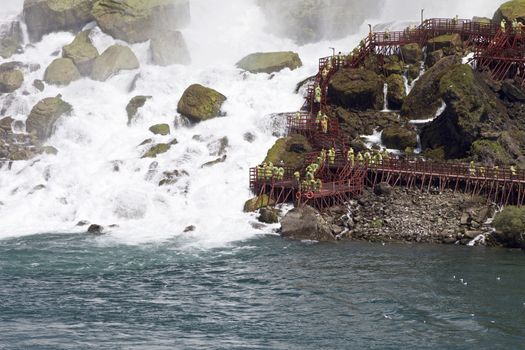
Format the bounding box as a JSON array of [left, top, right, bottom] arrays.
[[91, 44, 139, 81], [493, 206, 525, 249], [381, 126, 417, 150], [26, 95, 73, 141], [149, 123, 170, 136], [263, 134, 312, 169], [401, 55, 458, 120], [0, 21, 23, 59], [471, 139, 511, 165], [0, 68, 24, 93], [177, 84, 227, 123], [327, 68, 383, 111], [236, 52, 302, 74], [386, 74, 406, 110], [43, 58, 81, 85], [384, 61, 404, 76], [92, 0, 190, 43], [126, 95, 151, 125], [243, 194, 275, 212], [427, 34, 462, 55], [425, 49, 444, 68], [401, 43, 423, 64], [141, 143, 171, 158], [150, 30, 190, 66], [62, 30, 99, 76], [493, 0, 525, 23], [420, 64, 501, 159], [23, 0, 94, 42]]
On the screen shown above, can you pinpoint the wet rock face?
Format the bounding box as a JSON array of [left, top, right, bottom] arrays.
[[126, 95, 151, 125], [150, 30, 190, 66], [0, 21, 23, 59], [177, 84, 227, 123], [263, 134, 312, 169], [493, 0, 525, 23], [328, 68, 384, 111], [386, 74, 406, 110], [44, 58, 81, 85], [493, 206, 525, 249], [92, 0, 190, 43], [400, 43, 423, 64], [243, 195, 275, 213], [62, 30, 99, 76], [427, 34, 463, 56], [90, 44, 139, 82], [26, 95, 73, 141], [280, 205, 335, 241], [23, 0, 94, 42], [236, 52, 303, 74], [381, 126, 417, 151], [0, 68, 24, 93]]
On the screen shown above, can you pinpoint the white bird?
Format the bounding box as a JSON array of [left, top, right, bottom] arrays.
[[497, 277, 501, 281], [383, 314, 392, 320]]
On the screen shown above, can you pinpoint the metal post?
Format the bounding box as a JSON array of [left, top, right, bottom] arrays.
[[421, 9, 424, 25]]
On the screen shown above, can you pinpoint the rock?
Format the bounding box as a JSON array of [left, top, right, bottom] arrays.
[[263, 134, 313, 168], [76, 220, 89, 226], [92, 0, 190, 43], [258, 208, 279, 224], [465, 230, 483, 239], [0, 69, 24, 93], [0, 20, 23, 59], [43, 58, 81, 85], [471, 139, 510, 165], [149, 124, 170, 136], [158, 169, 187, 186], [383, 59, 404, 76], [23, 0, 94, 42], [87, 224, 104, 235], [150, 30, 190, 66], [492, 206, 525, 248], [328, 68, 384, 111], [244, 132, 256, 143], [501, 80, 525, 102], [381, 126, 417, 150], [427, 34, 462, 55], [373, 182, 393, 196], [177, 84, 227, 123], [126, 95, 151, 125], [0, 117, 14, 131], [420, 64, 503, 159], [26, 96, 73, 141], [62, 30, 99, 76], [426, 49, 444, 68], [183, 225, 195, 233], [401, 43, 423, 64], [401, 55, 458, 120], [90, 44, 139, 82], [201, 155, 227, 168], [460, 212, 471, 225], [281, 205, 335, 241], [141, 143, 171, 158], [208, 136, 229, 156], [236, 51, 302, 74], [42, 146, 58, 155], [386, 74, 406, 110], [243, 195, 275, 212], [33, 79, 45, 91], [493, 0, 525, 23]]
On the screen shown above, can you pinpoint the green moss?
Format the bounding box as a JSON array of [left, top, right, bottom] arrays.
[[149, 123, 170, 136], [263, 134, 312, 169], [494, 0, 525, 22], [141, 143, 170, 158], [381, 126, 417, 150], [236, 52, 302, 74], [471, 140, 510, 165], [423, 147, 445, 160], [370, 219, 384, 229], [386, 74, 406, 109], [177, 84, 227, 122], [493, 206, 525, 248], [243, 195, 275, 212]]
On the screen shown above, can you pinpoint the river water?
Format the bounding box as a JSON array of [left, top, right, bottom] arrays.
[[1, 234, 524, 349]]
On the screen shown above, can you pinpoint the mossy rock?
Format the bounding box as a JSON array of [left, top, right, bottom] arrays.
[[150, 30, 190, 66], [0, 21, 23, 59], [236, 51, 303, 74], [384, 61, 404, 76], [381, 126, 417, 150], [177, 84, 227, 123], [471, 140, 510, 165], [23, 0, 94, 42], [126, 95, 151, 125], [243, 194, 275, 212], [427, 34, 462, 55], [92, 0, 190, 43], [425, 49, 444, 68], [44, 58, 81, 85], [62, 30, 99, 76], [91, 44, 139, 82], [328, 68, 384, 111], [386, 74, 406, 110], [26, 95, 73, 141], [401, 43, 423, 64], [0, 69, 24, 93], [33, 79, 45, 91], [141, 143, 171, 158], [407, 64, 420, 81], [149, 123, 170, 136], [263, 134, 312, 169], [493, 0, 525, 23], [493, 206, 525, 248]]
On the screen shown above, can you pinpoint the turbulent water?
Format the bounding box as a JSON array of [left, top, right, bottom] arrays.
[[1, 235, 525, 349]]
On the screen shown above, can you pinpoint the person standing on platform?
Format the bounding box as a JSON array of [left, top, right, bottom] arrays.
[[501, 19, 507, 33], [321, 117, 328, 134], [469, 161, 476, 176], [315, 85, 322, 104]]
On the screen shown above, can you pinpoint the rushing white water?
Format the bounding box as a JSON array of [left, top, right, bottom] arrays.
[[0, 0, 505, 245]]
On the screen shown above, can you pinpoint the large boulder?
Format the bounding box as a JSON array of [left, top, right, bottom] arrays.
[[177, 84, 227, 122], [43, 58, 81, 85], [243, 195, 275, 212], [493, 206, 525, 249], [126, 95, 151, 125], [328, 68, 384, 111], [427, 34, 463, 55], [141, 143, 171, 158], [0, 21, 23, 59], [26, 95, 73, 141], [280, 205, 335, 241], [386, 74, 406, 110], [236, 52, 302, 74], [92, 0, 190, 43], [401, 55, 458, 120], [263, 134, 313, 169], [150, 30, 190, 66], [493, 0, 525, 23], [381, 126, 417, 150], [23, 0, 94, 42], [62, 30, 99, 76], [420, 64, 501, 159], [91, 44, 139, 81], [400, 43, 423, 64], [0, 68, 24, 93]]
